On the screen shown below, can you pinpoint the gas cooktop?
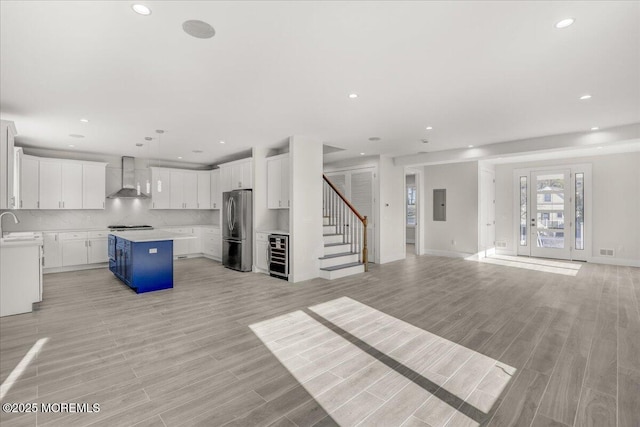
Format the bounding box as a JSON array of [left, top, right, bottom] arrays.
[[107, 225, 154, 231]]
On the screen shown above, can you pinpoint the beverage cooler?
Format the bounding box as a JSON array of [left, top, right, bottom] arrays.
[[268, 234, 289, 280]]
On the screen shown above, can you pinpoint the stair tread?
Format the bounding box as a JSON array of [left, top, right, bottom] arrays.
[[324, 242, 350, 247], [320, 262, 364, 272], [319, 252, 358, 260]]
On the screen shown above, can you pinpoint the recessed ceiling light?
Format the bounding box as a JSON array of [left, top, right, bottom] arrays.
[[80, 118, 89, 123], [348, 93, 358, 99], [425, 126, 433, 130], [468, 145, 474, 148], [360, 152, 365, 155], [69, 134, 85, 138], [591, 126, 600, 131], [555, 18, 575, 29], [421, 139, 429, 144], [145, 137, 153, 141], [132, 4, 151, 15], [368, 137, 381, 141], [192, 150, 203, 153], [177, 156, 182, 159], [219, 140, 225, 144], [580, 94, 592, 100], [136, 143, 144, 147], [68, 144, 75, 148], [597, 146, 603, 149]]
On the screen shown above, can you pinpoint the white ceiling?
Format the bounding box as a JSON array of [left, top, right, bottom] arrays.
[[1, 1, 639, 165]]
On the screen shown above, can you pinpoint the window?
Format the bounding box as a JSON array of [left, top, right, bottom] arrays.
[[520, 176, 527, 245], [407, 186, 416, 225], [575, 173, 584, 250], [544, 193, 551, 202]]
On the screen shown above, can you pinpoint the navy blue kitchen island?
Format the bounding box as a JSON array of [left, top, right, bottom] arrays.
[[108, 230, 192, 293]]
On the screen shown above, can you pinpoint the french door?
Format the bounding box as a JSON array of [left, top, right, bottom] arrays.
[[515, 165, 590, 261]]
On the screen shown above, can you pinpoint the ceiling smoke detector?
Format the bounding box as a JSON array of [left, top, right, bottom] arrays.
[[182, 20, 216, 39]]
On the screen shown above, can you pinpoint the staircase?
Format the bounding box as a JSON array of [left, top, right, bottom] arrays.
[[319, 175, 368, 280]]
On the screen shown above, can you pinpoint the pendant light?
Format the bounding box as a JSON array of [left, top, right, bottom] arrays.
[[135, 143, 143, 195], [156, 129, 165, 192]]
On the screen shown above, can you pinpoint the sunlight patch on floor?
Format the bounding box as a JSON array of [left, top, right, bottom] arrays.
[[470, 254, 581, 276], [250, 297, 515, 426], [0, 337, 48, 401]]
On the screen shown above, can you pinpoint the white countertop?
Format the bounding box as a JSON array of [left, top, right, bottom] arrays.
[[109, 230, 196, 243]]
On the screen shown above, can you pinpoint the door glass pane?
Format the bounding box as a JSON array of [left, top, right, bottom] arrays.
[[575, 173, 584, 250], [536, 173, 565, 248], [520, 176, 527, 245]]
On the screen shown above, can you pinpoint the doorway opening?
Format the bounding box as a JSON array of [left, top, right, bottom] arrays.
[[405, 168, 421, 256]]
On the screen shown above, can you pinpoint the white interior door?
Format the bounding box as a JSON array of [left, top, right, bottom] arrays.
[[530, 169, 571, 260]]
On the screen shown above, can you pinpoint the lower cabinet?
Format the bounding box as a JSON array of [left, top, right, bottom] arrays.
[[60, 232, 89, 267], [88, 231, 109, 264], [44, 230, 109, 270], [202, 227, 221, 260], [255, 232, 269, 272], [43, 232, 62, 268]]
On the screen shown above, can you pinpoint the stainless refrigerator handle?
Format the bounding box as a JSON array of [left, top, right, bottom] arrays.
[[230, 198, 236, 232]]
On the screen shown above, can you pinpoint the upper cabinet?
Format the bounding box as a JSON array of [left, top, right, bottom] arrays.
[[210, 169, 221, 209], [267, 154, 290, 209], [219, 158, 252, 192], [150, 167, 171, 209], [0, 120, 17, 209], [150, 167, 213, 210], [197, 171, 211, 210], [169, 170, 197, 209], [36, 157, 106, 210], [19, 153, 39, 209]]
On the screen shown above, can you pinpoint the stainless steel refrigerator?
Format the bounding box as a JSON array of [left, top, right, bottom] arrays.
[[222, 189, 253, 272]]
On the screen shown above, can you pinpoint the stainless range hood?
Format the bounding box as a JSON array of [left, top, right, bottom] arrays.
[[107, 156, 149, 199]]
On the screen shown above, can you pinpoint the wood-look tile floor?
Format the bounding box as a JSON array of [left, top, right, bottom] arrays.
[[0, 255, 638, 427]]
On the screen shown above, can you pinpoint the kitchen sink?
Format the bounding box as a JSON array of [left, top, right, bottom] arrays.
[[1, 232, 43, 245]]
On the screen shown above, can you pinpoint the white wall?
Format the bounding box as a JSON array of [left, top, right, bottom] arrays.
[[495, 152, 640, 267], [378, 155, 406, 263], [423, 161, 479, 256], [290, 135, 323, 282]]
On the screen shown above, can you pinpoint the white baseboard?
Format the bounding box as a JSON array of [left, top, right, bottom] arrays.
[[423, 249, 473, 258], [589, 256, 640, 268], [44, 263, 108, 274], [495, 248, 517, 256]]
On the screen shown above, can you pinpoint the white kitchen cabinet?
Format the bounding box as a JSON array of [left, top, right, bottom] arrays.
[[202, 227, 221, 260], [219, 158, 252, 192], [82, 163, 106, 209], [1, 241, 42, 317], [169, 172, 184, 209], [61, 163, 83, 209], [43, 232, 62, 268], [267, 154, 290, 209], [151, 167, 171, 209], [60, 231, 89, 266], [0, 120, 17, 209], [87, 231, 109, 264], [170, 171, 198, 209], [255, 232, 269, 271], [220, 165, 232, 193], [39, 160, 62, 209], [20, 154, 40, 209], [37, 158, 100, 210], [197, 171, 211, 210], [210, 169, 221, 209]]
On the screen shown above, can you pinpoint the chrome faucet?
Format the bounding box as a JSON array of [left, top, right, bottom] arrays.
[[0, 211, 20, 238]]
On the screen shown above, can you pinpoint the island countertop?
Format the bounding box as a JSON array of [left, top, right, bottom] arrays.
[[109, 230, 196, 243]]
